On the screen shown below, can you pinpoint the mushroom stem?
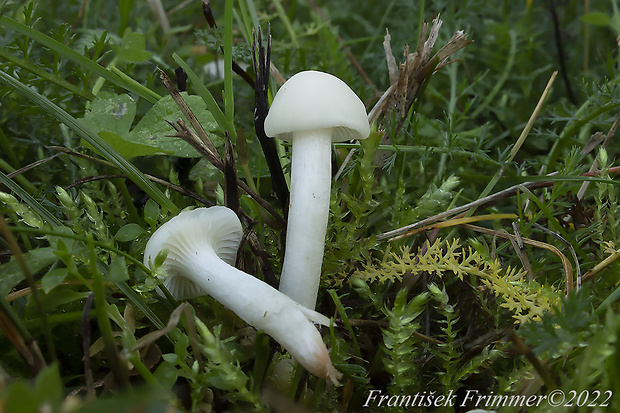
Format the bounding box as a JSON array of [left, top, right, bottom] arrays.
[[279, 129, 333, 310], [158, 236, 341, 383]]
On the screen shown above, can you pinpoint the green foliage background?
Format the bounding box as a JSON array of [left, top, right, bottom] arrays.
[[1, 0, 620, 411]]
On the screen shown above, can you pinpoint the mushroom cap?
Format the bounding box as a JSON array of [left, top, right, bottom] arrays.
[[264, 70, 370, 142], [143, 206, 243, 300]]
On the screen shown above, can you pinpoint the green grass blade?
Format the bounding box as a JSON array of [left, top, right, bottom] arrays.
[[114, 281, 167, 331], [272, 0, 298, 48], [224, 0, 235, 134], [109, 65, 162, 102], [0, 47, 94, 100], [0, 69, 178, 214], [470, 29, 517, 119], [172, 53, 235, 137], [0, 171, 63, 227], [0, 16, 158, 104], [237, 0, 260, 41], [327, 289, 362, 358], [0, 158, 38, 194]]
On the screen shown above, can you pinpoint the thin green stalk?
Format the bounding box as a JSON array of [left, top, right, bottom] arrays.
[[0, 48, 94, 100], [0, 70, 178, 214], [0, 158, 38, 195], [109, 65, 162, 102], [519, 185, 571, 242], [0, 16, 158, 104], [91, 56, 118, 96], [113, 178, 140, 223], [0, 127, 18, 168], [250, 331, 271, 393], [288, 362, 306, 400], [9, 226, 150, 273], [546, 100, 620, 172], [0, 215, 57, 364], [362, 0, 397, 59], [0, 170, 62, 227], [119, 0, 133, 36], [22, 310, 93, 329], [224, 0, 235, 139], [472, 70, 557, 208], [0, 290, 47, 374], [471, 30, 517, 119], [89, 236, 130, 389], [437, 65, 459, 181], [126, 351, 165, 390], [334, 143, 501, 166], [172, 53, 234, 137], [236, 0, 260, 41], [328, 289, 361, 358], [272, 0, 298, 48], [595, 285, 620, 317], [9, 225, 167, 332], [417, 0, 426, 43]]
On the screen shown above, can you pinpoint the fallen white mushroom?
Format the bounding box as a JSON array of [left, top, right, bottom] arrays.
[[264, 70, 370, 309], [143, 206, 341, 383]]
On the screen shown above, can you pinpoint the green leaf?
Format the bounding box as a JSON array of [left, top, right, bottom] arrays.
[[33, 364, 63, 408], [154, 358, 180, 391], [4, 381, 39, 413], [114, 29, 152, 63], [0, 16, 160, 104], [114, 223, 145, 242], [172, 54, 234, 137], [127, 93, 222, 158], [80, 93, 136, 137], [0, 70, 178, 214], [581, 12, 612, 26], [79, 93, 172, 158], [153, 249, 169, 268], [0, 247, 58, 296], [2, 361, 63, 409], [41, 268, 69, 294], [143, 198, 160, 229], [97, 131, 167, 158]]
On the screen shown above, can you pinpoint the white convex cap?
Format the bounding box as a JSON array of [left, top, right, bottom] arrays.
[[264, 70, 370, 142]]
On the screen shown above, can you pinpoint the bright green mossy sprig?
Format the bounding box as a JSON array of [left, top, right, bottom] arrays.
[[351, 238, 562, 323]]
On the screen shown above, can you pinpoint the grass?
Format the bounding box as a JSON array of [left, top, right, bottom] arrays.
[[1, 0, 620, 412]]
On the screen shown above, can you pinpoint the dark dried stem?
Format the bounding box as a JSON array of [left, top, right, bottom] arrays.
[[377, 166, 620, 241], [252, 25, 290, 214], [202, 1, 256, 89], [546, 0, 577, 104], [224, 132, 240, 214], [64, 173, 214, 207], [159, 69, 222, 160], [166, 119, 286, 227]]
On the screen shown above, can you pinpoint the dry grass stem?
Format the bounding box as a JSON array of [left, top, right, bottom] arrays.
[[460, 223, 574, 295]]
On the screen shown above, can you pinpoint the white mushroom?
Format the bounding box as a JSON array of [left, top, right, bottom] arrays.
[[143, 206, 341, 383], [264, 70, 370, 309]]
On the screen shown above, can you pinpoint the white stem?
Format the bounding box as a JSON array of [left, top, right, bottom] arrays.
[[170, 248, 341, 383], [279, 129, 333, 310]]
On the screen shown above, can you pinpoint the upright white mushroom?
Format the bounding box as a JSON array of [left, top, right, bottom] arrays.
[[264, 70, 370, 309], [143, 206, 341, 383]]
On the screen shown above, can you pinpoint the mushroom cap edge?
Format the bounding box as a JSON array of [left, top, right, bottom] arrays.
[[264, 70, 370, 143], [143, 206, 243, 300]]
